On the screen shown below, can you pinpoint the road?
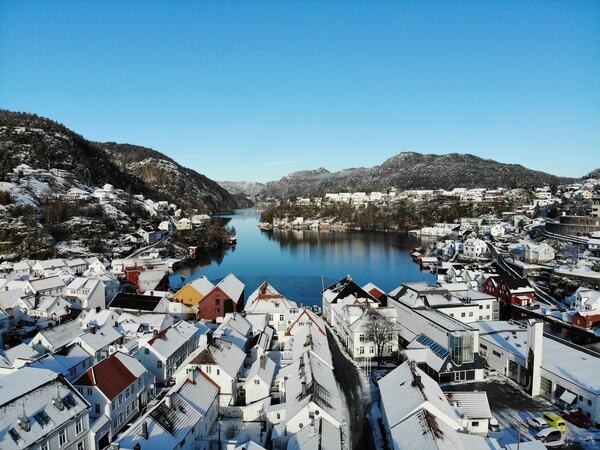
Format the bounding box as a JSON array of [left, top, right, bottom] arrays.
[[326, 328, 376, 450]]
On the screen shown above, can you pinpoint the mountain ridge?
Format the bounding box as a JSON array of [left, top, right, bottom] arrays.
[[235, 152, 582, 198]]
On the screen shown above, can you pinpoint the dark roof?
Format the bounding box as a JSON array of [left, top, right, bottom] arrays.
[[108, 293, 163, 311], [324, 276, 378, 304], [74, 353, 137, 400]]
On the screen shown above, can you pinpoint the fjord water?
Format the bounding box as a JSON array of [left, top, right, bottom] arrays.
[[171, 209, 434, 306]]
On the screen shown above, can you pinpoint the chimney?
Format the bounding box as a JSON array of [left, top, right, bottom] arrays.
[[164, 394, 172, 409], [260, 355, 265, 369], [91, 326, 96, 335], [141, 420, 149, 440], [153, 329, 158, 338], [410, 359, 417, 371], [206, 331, 213, 345], [95, 306, 101, 313], [301, 381, 307, 397]]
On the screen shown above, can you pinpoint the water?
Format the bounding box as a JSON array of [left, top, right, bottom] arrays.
[[171, 209, 434, 306]]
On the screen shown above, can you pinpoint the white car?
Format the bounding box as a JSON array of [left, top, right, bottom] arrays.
[[527, 416, 549, 431], [489, 417, 500, 432], [536, 428, 564, 447]]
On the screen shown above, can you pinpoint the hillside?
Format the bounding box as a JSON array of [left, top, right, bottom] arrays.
[[0, 110, 240, 259], [255, 152, 574, 198], [0, 110, 239, 212], [218, 180, 266, 199]]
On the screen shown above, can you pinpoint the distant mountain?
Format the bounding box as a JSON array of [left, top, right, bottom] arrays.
[[583, 168, 600, 180], [255, 152, 575, 198], [218, 181, 266, 199], [0, 110, 239, 213]]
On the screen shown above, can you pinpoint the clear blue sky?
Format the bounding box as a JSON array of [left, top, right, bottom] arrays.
[[1, 1, 599, 182]]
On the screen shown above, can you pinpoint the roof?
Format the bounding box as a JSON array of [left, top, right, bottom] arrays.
[[246, 282, 298, 311], [29, 343, 91, 376], [188, 276, 215, 295], [0, 368, 89, 450], [246, 355, 276, 386], [77, 325, 123, 351], [219, 312, 252, 337], [323, 275, 378, 305], [32, 320, 84, 350], [215, 273, 245, 300], [444, 391, 492, 420], [29, 276, 65, 292], [190, 337, 246, 378], [378, 361, 461, 431], [109, 292, 164, 311], [75, 352, 147, 399], [116, 369, 219, 450], [143, 321, 200, 358], [286, 417, 341, 450]]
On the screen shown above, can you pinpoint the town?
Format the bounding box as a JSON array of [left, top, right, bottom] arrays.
[[0, 175, 599, 450]]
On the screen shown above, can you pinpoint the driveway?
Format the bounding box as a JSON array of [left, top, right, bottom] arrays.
[[327, 328, 376, 450]]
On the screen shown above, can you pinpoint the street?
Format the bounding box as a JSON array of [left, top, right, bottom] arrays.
[[326, 328, 376, 450]]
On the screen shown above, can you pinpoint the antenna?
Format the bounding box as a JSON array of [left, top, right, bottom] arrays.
[[321, 276, 324, 293]]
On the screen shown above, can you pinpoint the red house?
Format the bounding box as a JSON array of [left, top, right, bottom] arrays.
[[483, 274, 535, 307], [572, 311, 600, 330], [197, 273, 245, 321]]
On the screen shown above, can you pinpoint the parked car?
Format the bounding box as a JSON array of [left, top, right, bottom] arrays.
[[542, 412, 567, 433], [562, 409, 591, 429], [528, 303, 541, 310], [489, 416, 500, 432], [527, 416, 549, 431], [536, 428, 564, 447]]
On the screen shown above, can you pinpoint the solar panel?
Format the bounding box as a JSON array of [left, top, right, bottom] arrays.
[[62, 394, 77, 410], [416, 334, 449, 359], [8, 428, 20, 443], [34, 411, 51, 427]]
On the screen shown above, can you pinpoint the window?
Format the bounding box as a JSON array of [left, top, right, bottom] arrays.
[[254, 379, 260, 385], [59, 429, 68, 446], [119, 394, 123, 405], [144, 348, 149, 354], [157, 361, 163, 368], [86, 388, 92, 395], [111, 402, 115, 411], [77, 442, 85, 450], [279, 314, 285, 321], [479, 305, 483, 309], [95, 404, 100, 414], [41, 442, 49, 450], [215, 298, 220, 305], [216, 369, 220, 375], [359, 347, 364, 355], [468, 312, 473, 317], [492, 350, 501, 357], [359, 334, 365, 342], [486, 304, 490, 309], [588, 399, 592, 406], [125, 388, 130, 399], [461, 312, 466, 318], [205, 365, 211, 373], [76, 419, 83, 434], [480, 344, 487, 350], [471, 421, 479, 427]]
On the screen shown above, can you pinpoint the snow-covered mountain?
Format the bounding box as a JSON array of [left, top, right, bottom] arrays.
[[0, 110, 242, 259]]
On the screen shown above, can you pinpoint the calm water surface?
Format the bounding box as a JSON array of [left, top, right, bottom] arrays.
[[171, 209, 434, 306]]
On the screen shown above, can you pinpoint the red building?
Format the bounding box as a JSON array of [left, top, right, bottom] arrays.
[[483, 274, 535, 307], [572, 312, 600, 330], [197, 273, 245, 321]]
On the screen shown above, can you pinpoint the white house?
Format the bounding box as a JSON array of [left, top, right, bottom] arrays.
[[30, 320, 85, 353], [176, 335, 246, 406], [72, 324, 124, 363], [245, 282, 299, 335], [243, 355, 276, 405], [114, 367, 219, 450], [177, 217, 193, 230], [64, 277, 106, 310], [570, 287, 600, 311], [136, 320, 202, 384], [0, 367, 91, 450], [462, 238, 488, 258], [74, 352, 155, 449]]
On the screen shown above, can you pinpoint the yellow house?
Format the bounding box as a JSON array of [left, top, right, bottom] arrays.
[[172, 275, 215, 306]]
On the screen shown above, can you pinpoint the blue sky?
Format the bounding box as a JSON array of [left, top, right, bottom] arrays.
[[1, 1, 599, 182]]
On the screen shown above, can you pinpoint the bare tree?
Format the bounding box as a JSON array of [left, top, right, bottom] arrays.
[[364, 309, 398, 368]]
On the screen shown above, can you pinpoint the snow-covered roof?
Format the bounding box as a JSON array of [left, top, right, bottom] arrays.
[[115, 369, 219, 450], [189, 337, 245, 378], [246, 355, 276, 386], [0, 368, 89, 450], [188, 276, 215, 295], [32, 320, 85, 351], [29, 276, 65, 292], [286, 417, 341, 450], [76, 325, 123, 352], [378, 361, 461, 432], [445, 391, 492, 420], [291, 324, 333, 368], [246, 282, 298, 311], [142, 321, 199, 359], [216, 273, 245, 300]]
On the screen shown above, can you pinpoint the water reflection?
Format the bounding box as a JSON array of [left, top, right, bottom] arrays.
[[172, 211, 433, 306]]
